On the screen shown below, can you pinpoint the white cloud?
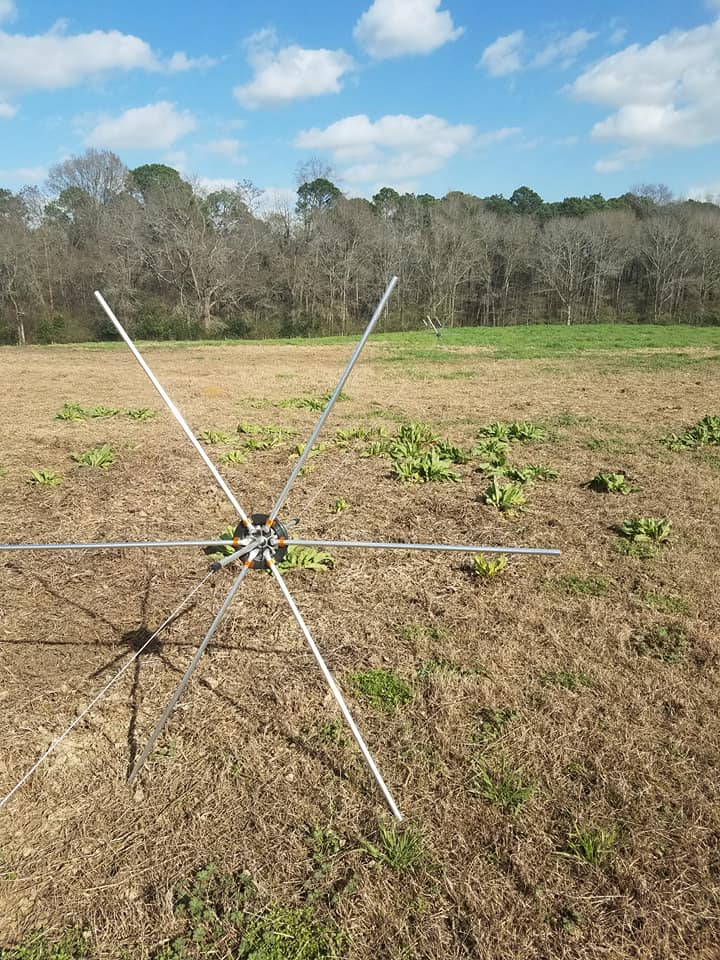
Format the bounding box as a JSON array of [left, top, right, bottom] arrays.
[[476, 126, 521, 147], [234, 31, 354, 108], [0, 26, 158, 96], [593, 148, 646, 173], [0, 100, 16, 118], [256, 186, 297, 217], [571, 19, 720, 154], [0, 1, 16, 24], [0, 165, 47, 185], [163, 150, 188, 171], [354, 0, 463, 59], [85, 101, 197, 150], [295, 113, 474, 185], [0, 23, 215, 117], [193, 176, 240, 195], [533, 29, 596, 69], [479, 31, 524, 77], [167, 51, 219, 73], [205, 138, 244, 162]]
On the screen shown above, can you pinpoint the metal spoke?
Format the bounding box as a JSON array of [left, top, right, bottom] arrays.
[[269, 561, 403, 822], [285, 538, 560, 557], [128, 564, 251, 783], [268, 276, 398, 523], [94, 291, 250, 525], [0, 539, 243, 554]]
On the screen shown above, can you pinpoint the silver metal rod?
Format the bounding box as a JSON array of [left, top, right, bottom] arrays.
[[0, 570, 215, 811], [269, 276, 398, 523], [286, 539, 561, 557], [93, 291, 250, 525], [0, 539, 242, 553], [128, 565, 250, 783], [269, 562, 403, 822]]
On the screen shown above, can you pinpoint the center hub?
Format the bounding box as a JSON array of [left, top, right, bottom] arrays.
[[233, 513, 289, 570]]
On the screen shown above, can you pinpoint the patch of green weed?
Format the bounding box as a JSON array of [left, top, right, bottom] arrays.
[[363, 824, 424, 870], [469, 757, 532, 814], [351, 669, 413, 711], [560, 824, 617, 866], [554, 574, 610, 597]]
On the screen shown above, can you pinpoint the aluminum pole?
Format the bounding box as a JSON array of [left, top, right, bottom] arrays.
[[94, 291, 250, 525], [269, 561, 403, 822], [127, 564, 250, 782], [285, 539, 560, 557], [268, 276, 398, 523], [0, 539, 244, 553]]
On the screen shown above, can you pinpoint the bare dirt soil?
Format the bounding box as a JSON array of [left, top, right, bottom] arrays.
[[0, 337, 719, 958]]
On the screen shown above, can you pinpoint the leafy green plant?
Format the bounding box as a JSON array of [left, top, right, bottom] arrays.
[[28, 469, 63, 486], [198, 429, 233, 444], [362, 824, 424, 870], [619, 517, 672, 545], [71, 444, 115, 468], [54, 401, 88, 421], [334, 425, 387, 446], [505, 464, 559, 483], [469, 757, 532, 814], [237, 422, 296, 441], [662, 414, 720, 450], [476, 420, 546, 443], [473, 554, 509, 578], [632, 624, 687, 663], [470, 438, 508, 466], [351, 669, 413, 711], [89, 405, 119, 418], [277, 546, 334, 572], [560, 823, 617, 866], [397, 420, 438, 447], [330, 497, 349, 513], [206, 524, 237, 558], [278, 391, 350, 411], [433, 439, 472, 464], [360, 438, 393, 458], [127, 407, 156, 421], [476, 421, 510, 442], [483, 478, 526, 514], [293, 441, 329, 457], [243, 436, 281, 450], [507, 421, 547, 442], [219, 449, 248, 464], [392, 451, 460, 484], [585, 472, 634, 494]]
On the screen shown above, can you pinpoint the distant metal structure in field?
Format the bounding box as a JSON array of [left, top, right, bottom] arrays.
[[0, 277, 560, 821], [422, 314, 444, 338]]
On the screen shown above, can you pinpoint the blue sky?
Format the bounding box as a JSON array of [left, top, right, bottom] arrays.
[[1, 0, 719, 207]]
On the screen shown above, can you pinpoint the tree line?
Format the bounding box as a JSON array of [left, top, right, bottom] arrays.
[[1, 149, 719, 345]]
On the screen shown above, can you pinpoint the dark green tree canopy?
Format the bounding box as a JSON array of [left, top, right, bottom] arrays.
[[296, 177, 342, 216], [131, 163, 190, 201]]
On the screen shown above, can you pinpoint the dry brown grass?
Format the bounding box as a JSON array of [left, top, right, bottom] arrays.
[[0, 338, 719, 958]]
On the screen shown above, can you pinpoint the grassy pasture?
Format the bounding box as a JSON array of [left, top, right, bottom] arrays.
[[0, 324, 719, 958]]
